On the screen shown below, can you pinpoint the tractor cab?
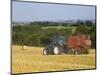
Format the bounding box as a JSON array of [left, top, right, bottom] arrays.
[[52, 36, 67, 46]]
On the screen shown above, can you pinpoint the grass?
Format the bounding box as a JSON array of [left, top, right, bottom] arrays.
[[12, 45, 96, 74]]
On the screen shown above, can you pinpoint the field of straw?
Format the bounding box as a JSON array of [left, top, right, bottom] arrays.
[[12, 45, 96, 74]]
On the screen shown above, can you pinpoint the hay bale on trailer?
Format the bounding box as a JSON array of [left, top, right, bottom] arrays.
[[67, 34, 91, 54]]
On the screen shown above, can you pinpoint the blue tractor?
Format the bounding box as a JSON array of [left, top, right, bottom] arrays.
[[42, 35, 68, 55]]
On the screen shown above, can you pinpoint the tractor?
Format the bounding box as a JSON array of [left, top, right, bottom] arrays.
[[42, 34, 91, 55], [42, 35, 68, 55]]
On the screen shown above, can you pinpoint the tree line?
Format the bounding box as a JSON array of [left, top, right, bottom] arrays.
[[12, 21, 96, 48]]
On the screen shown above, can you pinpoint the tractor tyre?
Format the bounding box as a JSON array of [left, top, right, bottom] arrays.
[[43, 48, 48, 55], [53, 46, 60, 55]]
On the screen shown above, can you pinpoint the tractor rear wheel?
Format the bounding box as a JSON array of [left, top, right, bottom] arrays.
[[53, 46, 60, 55]]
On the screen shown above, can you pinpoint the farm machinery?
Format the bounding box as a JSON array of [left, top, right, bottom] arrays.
[[42, 34, 91, 55]]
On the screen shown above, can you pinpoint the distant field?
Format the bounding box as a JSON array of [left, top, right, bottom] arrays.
[[42, 26, 77, 33], [42, 26, 76, 29], [12, 45, 96, 74]]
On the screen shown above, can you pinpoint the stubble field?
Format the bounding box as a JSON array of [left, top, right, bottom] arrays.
[[12, 45, 96, 74]]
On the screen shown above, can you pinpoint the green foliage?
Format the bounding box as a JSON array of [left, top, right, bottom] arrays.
[[75, 25, 89, 34], [12, 21, 96, 48], [89, 25, 96, 48]]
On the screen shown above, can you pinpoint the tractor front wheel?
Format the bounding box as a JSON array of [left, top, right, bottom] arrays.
[[43, 48, 48, 55]]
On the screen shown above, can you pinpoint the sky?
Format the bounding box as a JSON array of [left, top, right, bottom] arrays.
[[12, 1, 96, 22]]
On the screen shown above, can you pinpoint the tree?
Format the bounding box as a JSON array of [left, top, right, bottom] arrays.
[[75, 25, 89, 34], [89, 25, 96, 48], [85, 21, 93, 26]]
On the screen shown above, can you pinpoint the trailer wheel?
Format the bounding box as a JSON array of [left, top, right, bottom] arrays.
[[43, 48, 48, 55], [74, 51, 78, 55], [53, 46, 60, 55], [83, 49, 89, 54]]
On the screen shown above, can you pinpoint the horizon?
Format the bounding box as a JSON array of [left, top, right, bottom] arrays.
[[12, 19, 95, 23]]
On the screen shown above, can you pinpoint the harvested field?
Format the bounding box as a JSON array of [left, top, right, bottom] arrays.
[[12, 45, 96, 74]]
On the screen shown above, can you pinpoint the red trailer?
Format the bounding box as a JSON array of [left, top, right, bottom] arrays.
[[67, 34, 91, 54]]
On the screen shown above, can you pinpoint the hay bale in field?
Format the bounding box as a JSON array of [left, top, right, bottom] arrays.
[[21, 45, 27, 50]]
